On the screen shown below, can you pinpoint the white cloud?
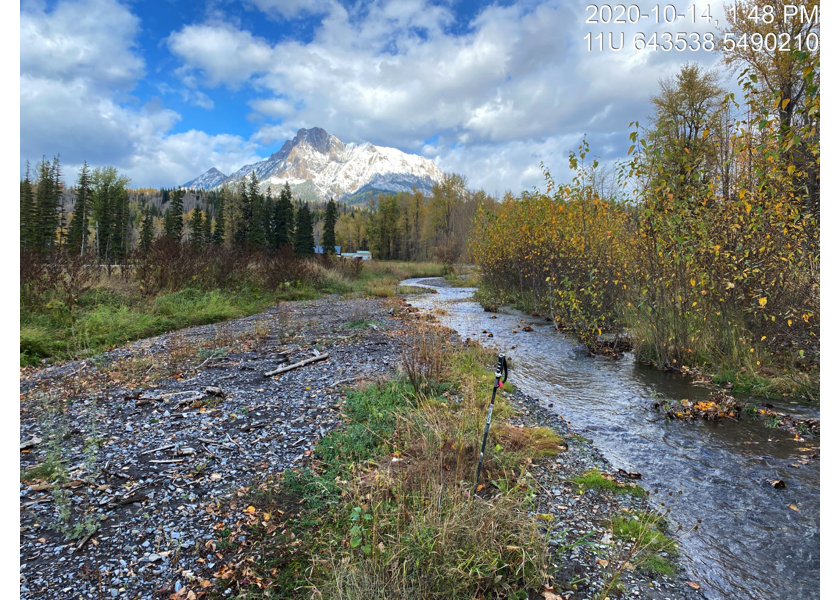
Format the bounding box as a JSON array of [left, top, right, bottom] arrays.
[[251, 123, 299, 146], [123, 130, 262, 185], [182, 90, 215, 110], [20, 0, 256, 187], [20, 0, 144, 89], [249, 98, 296, 118], [167, 24, 275, 88], [21, 0, 738, 192], [166, 0, 729, 191], [244, 0, 333, 19]]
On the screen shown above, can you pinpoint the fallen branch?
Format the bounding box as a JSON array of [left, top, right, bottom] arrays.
[[264, 353, 329, 377], [112, 492, 148, 506], [329, 375, 361, 388], [140, 444, 176, 456], [140, 390, 201, 401], [226, 433, 244, 451], [75, 526, 99, 552], [240, 421, 267, 432]]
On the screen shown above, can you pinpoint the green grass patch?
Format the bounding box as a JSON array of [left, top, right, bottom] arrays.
[[573, 469, 646, 497], [444, 268, 482, 288], [216, 339, 560, 598], [20, 287, 278, 366], [609, 511, 677, 576], [397, 285, 433, 294]]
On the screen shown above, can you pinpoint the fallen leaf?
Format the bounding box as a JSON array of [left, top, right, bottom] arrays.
[[789, 504, 799, 511], [597, 559, 609, 567], [686, 580, 700, 589]]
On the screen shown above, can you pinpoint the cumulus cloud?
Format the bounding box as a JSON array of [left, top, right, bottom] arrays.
[[20, 0, 257, 187], [21, 0, 735, 191], [243, 0, 333, 20], [166, 0, 734, 191], [20, 0, 144, 89], [168, 23, 275, 88]]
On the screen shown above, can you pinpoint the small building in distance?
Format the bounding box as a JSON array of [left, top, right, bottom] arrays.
[[341, 250, 372, 261]]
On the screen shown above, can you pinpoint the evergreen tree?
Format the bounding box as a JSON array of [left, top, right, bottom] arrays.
[[67, 161, 92, 253], [263, 189, 276, 248], [213, 191, 226, 246], [233, 180, 249, 247], [139, 210, 155, 251], [201, 200, 213, 244], [274, 182, 295, 248], [322, 198, 338, 254], [34, 156, 61, 249], [91, 166, 131, 266], [246, 171, 266, 247], [20, 162, 36, 248], [164, 188, 185, 241], [189, 206, 205, 246], [293, 202, 315, 255]]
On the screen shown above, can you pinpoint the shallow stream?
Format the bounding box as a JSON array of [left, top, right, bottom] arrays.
[[402, 278, 820, 600]]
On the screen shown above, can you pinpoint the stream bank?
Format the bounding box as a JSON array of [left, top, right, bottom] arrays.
[[402, 277, 820, 600]]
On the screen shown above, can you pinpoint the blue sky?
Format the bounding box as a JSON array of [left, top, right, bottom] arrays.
[[20, 0, 727, 191]]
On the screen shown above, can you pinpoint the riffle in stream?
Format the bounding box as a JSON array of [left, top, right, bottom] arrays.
[[402, 278, 819, 600]]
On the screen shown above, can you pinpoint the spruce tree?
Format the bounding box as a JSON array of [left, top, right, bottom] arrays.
[[274, 182, 294, 248], [139, 210, 154, 251], [293, 202, 315, 255], [233, 180, 249, 247], [20, 162, 36, 248], [246, 171, 265, 247], [164, 188, 185, 241], [263, 189, 276, 248], [201, 200, 213, 245], [67, 161, 92, 253], [322, 198, 338, 254], [91, 166, 130, 266], [34, 157, 60, 250], [213, 191, 226, 246], [189, 206, 204, 246]]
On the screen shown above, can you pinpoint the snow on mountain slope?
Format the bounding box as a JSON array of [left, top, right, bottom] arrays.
[[182, 167, 227, 190], [192, 127, 443, 200]]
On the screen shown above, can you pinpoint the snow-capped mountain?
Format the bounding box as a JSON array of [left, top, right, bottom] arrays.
[[185, 127, 444, 202], [182, 167, 227, 190]]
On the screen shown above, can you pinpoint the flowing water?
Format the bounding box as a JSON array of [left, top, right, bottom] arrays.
[[402, 278, 820, 600]]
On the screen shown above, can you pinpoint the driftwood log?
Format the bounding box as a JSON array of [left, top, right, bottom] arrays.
[[264, 353, 329, 377]]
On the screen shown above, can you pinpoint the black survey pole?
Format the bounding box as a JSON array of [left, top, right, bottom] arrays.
[[474, 353, 508, 496]]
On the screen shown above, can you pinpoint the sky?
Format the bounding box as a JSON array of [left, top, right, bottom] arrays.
[[20, 0, 731, 193]]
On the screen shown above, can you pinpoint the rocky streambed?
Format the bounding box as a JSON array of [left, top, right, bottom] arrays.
[[21, 293, 706, 599]]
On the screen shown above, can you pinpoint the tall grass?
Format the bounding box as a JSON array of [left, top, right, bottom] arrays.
[[222, 323, 562, 598], [20, 249, 449, 366]]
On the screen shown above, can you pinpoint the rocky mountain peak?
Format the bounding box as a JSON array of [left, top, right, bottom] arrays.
[[185, 126, 444, 202]]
